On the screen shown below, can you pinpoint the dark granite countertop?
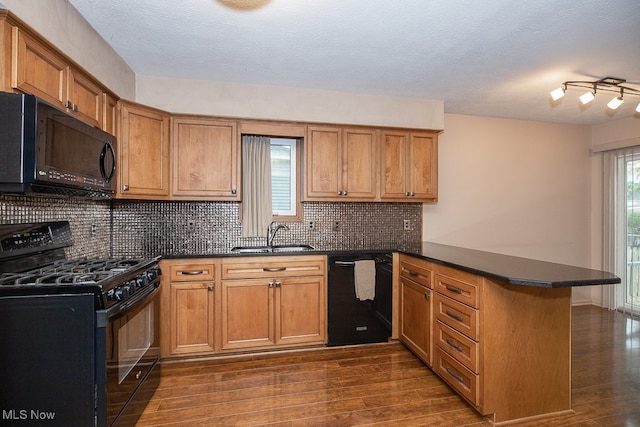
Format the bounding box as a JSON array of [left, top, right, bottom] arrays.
[[161, 241, 620, 289], [405, 242, 620, 288]]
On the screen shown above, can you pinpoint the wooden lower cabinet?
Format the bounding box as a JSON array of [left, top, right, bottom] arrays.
[[160, 259, 218, 358], [399, 257, 572, 425], [221, 255, 327, 352], [399, 274, 432, 366], [398, 254, 434, 366]]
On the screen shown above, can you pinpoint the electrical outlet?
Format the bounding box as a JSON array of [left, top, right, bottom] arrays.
[[332, 221, 340, 231], [307, 221, 315, 230], [403, 219, 410, 231]]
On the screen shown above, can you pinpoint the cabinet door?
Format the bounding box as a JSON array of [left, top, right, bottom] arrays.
[[304, 126, 341, 199], [118, 102, 170, 198], [399, 276, 432, 366], [342, 129, 377, 200], [102, 93, 118, 135], [407, 132, 437, 200], [170, 282, 215, 355], [67, 68, 102, 127], [221, 279, 274, 350], [172, 118, 239, 199], [275, 276, 326, 346], [380, 130, 408, 200], [11, 27, 67, 108]]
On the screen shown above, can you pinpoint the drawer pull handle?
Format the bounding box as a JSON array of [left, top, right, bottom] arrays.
[[445, 285, 463, 294], [181, 270, 204, 275], [445, 310, 463, 322], [445, 366, 464, 383], [445, 339, 463, 352], [407, 270, 419, 277], [263, 267, 286, 272]]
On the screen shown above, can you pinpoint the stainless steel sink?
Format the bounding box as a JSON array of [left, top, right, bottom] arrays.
[[230, 245, 272, 253], [230, 244, 314, 253], [271, 244, 314, 252]]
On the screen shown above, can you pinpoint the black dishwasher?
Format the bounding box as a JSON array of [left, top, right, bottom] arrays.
[[327, 253, 392, 346]]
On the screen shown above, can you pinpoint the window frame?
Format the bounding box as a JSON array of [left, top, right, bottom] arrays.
[[239, 123, 304, 223]]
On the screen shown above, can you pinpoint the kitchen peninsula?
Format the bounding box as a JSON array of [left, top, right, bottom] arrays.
[[161, 242, 619, 425], [396, 242, 619, 425]]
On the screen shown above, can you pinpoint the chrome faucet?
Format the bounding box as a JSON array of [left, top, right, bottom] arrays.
[[266, 221, 289, 247]]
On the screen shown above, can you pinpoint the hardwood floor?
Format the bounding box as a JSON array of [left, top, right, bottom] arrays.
[[130, 305, 640, 426]]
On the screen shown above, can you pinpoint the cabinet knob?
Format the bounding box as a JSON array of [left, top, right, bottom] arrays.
[[208, 285, 214, 291], [424, 292, 430, 300], [405, 191, 410, 196], [231, 188, 237, 195], [275, 281, 281, 288], [122, 184, 129, 191], [268, 281, 274, 288], [343, 190, 348, 196]]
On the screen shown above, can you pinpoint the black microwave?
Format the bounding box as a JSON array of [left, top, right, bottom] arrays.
[[0, 91, 116, 199]]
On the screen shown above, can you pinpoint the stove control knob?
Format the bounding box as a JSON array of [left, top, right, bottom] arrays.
[[113, 287, 126, 301], [126, 282, 136, 295]]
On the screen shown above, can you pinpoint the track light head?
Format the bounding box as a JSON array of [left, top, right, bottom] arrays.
[[550, 87, 565, 101], [579, 91, 595, 104]]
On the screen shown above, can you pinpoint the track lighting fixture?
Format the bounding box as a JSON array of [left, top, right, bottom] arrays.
[[550, 76, 640, 112]]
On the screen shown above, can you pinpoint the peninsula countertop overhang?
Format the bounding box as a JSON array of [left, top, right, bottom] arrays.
[[161, 241, 621, 289], [404, 242, 621, 288]]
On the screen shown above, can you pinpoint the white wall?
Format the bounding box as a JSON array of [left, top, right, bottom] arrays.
[[135, 75, 444, 130], [0, 0, 135, 98], [423, 114, 595, 304]]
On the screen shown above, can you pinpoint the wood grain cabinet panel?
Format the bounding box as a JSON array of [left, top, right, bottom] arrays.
[[118, 102, 170, 198], [380, 130, 438, 202], [160, 260, 218, 358], [171, 117, 240, 200], [11, 27, 66, 108], [67, 67, 102, 126], [221, 255, 327, 352], [170, 282, 215, 354], [11, 27, 106, 128], [304, 126, 376, 201], [399, 275, 432, 366]]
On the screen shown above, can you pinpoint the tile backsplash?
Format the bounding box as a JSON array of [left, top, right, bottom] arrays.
[[0, 195, 111, 260], [1, 195, 422, 259]]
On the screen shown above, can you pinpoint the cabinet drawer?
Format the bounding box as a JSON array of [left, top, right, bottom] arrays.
[[435, 293, 478, 341], [399, 255, 433, 289], [434, 347, 479, 406], [434, 320, 478, 373], [222, 255, 325, 279], [434, 270, 479, 308], [169, 263, 215, 282]]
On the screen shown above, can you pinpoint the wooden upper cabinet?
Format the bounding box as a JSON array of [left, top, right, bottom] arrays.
[[11, 27, 66, 108], [118, 102, 170, 199], [66, 67, 102, 127], [171, 117, 240, 200], [102, 93, 118, 135], [304, 126, 377, 201], [380, 130, 438, 202], [11, 27, 105, 128]]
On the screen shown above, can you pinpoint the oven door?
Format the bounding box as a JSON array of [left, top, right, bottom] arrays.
[[101, 285, 160, 427]]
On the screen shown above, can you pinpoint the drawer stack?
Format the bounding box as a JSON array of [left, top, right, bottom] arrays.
[[433, 265, 481, 406]]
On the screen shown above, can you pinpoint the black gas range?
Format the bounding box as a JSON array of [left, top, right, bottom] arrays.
[[0, 221, 162, 427]]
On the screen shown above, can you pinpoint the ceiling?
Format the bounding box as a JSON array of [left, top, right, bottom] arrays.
[[67, 0, 640, 126]]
